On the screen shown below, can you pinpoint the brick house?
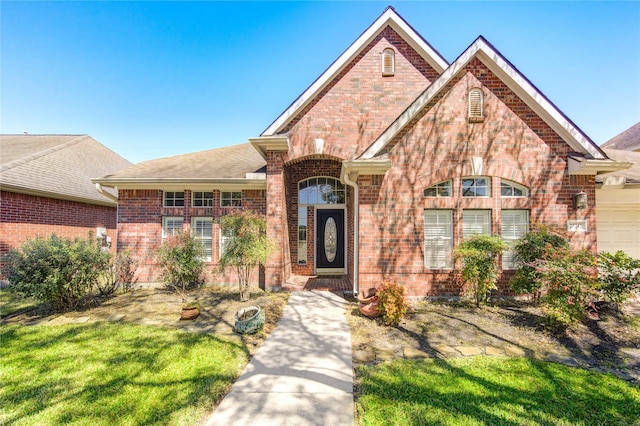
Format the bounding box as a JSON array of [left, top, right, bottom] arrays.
[[1, 134, 132, 261], [94, 8, 629, 297]]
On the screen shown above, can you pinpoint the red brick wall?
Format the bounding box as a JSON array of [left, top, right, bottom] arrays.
[[117, 189, 266, 285], [356, 59, 597, 297], [0, 190, 117, 260]]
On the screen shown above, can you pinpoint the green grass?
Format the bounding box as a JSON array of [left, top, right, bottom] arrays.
[[0, 288, 41, 318], [0, 323, 249, 425], [356, 357, 640, 425]]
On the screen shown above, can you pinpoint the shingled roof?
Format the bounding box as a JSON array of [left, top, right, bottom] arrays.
[[1, 134, 132, 206], [596, 148, 640, 185], [601, 122, 640, 151], [93, 143, 267, 190]]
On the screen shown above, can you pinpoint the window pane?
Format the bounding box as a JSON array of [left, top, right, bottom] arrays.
[[298, 177, 345, 205], [424, 210, 453, 268], [463, 210, 491, 238], [502, 210, 529, 269], [462, 177, 489, 197]]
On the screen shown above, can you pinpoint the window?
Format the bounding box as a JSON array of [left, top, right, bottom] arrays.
[[191, 217, 212, 261], [163, 191, 184, 207], [220, 227, 234, 257], [382, 48, 395, 76], [424, 180, 452, 197], [500, 180, 528, 197], [502, 210, 529, 269], [462, 177, 490, 197], [469, 88, 483, 119], [298, 207, 307, 264], [424, 210, 453, 269], [192, 192, 213, 207], [299, 177, 345, 205], [221, 191, 242, 207], [162, 216, 183, 238], [462, 210, 491, 238]]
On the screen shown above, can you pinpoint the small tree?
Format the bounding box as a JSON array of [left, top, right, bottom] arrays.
[[597, 251, 640, 306], [510, 228, 568, 302], [2, 233, 109, 311], [454, 234, 508, 307], [96, 250, 138, 296], [157, 232, 205, 303], [218, 211, 268, 302]]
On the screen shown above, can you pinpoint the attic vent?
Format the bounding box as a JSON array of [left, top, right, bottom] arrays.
[[468, 88, 484, 121], [382, 48, 395, 76]]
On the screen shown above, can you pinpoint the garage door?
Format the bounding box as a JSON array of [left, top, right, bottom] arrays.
[[597, 204, 640, 259]]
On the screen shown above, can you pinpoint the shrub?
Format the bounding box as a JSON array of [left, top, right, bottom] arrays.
[[453, 235, 508, 307], [1, 233, 109, 311], [598, 251, 640, 305], [218, 211, 268, 302], [532, 246, 598, 324], [157, 232, 205, 302], [376, 281, 408, 326], [96, 251, 138, 296], [510, 228, 568, 302]]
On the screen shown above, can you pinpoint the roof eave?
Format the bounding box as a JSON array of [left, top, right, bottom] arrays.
[[1, 184, 117, 207], [249, 136, 290, 159], [341, 158, 392, 181], [567, 156, 633, 175], [91, 177, 267, 191]]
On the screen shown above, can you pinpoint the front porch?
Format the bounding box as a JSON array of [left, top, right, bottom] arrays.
[[283, 274, 352, 293]]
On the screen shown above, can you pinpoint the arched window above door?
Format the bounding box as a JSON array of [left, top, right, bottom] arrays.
[[299, 177, 345, 205]]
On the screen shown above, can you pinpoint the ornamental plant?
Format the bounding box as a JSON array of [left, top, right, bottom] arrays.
[[376, 281, 408, 326], [510, 228, 568, 303], [218, 211, 269, 302], [96, 250, 138, 296], [532, 246, 598, 324], [597, 250, 640, 305], [2, 233, 110, 311], [453, 234, 508, 307], [157, 232, 205, 303]]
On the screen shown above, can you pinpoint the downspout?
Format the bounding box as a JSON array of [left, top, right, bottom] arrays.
[[95, 183, 119, 203], [342, 171, 359, 296]]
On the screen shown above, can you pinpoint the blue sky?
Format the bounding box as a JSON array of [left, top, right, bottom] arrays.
[[2, 1, 639, 164]]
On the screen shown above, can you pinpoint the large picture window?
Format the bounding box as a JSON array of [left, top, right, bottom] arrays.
[[424, 210, 453, 269]]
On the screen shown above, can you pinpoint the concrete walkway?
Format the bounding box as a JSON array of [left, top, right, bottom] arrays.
[[205, 291, 354, 426]]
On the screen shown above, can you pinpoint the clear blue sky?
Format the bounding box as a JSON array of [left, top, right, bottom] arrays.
[[2, 1, 639, 164]]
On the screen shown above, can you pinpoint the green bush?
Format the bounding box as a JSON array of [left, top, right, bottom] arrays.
[[533, 246, 598, 324], [598, 251, 640, 304], [376, 281, 408, 326], [510, 228, 568, 302], [1, 234, 109, 311], [453, 235, 508, 307], [96, 250, 138, 296], [157, 232, 205, 302]]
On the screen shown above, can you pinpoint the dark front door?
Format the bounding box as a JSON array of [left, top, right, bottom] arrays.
[[316, 209, 345, 270]]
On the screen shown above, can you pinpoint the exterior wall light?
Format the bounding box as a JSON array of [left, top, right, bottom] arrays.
[[574, 191, 587, 209]]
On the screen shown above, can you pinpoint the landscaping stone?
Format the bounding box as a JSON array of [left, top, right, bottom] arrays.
[[375, 349, 396, 362], [403, 346, 431, 359], [70, 316, 90, 324], [504, 345, 528, 358], [353, 349, 376, 363], [46, 315, 70, 326], [455, 346, 483, 357], [485, 346, 504, 356], [432, 344, 459, 357], [107, 313, 125, 322]]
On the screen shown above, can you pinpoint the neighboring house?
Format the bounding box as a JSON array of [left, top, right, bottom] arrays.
[[95, 7, 630, 297], [596, 123, 640, 259], [1, 134, 132, 261]]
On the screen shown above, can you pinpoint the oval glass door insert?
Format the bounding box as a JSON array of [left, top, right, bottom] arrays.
[[324, 217, 337, 262]]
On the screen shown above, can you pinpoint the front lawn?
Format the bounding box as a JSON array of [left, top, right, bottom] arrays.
[[0, 287, 40, 318], [0, 323, 248, 425], [356, 357, 640, 425]]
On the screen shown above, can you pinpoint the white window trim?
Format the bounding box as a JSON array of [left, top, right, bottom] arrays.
[[424, 209, 453, 269], [502, 210, 529, 269], [163, 191, 185, 207], [382, 48, 395, 76], [221, 191, 242, 207], [192, 191, 214, 207], [424, 179, 452, 197], [191, 217, 212, 261], [462, 177, 491, 197], [500, 180, 529, 197], [162, 216, 183, 239], [462, 209, 491, 239]]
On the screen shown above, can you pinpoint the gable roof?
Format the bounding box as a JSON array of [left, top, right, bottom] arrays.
[[93, 143, 266, 190], [261, 6, 449, 136], [0, 134, 131, 206], [359, 36, 607, 162], [601, 122, 640, 151]]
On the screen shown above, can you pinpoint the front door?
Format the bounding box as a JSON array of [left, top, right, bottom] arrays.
[[316, 209, 345, 273]]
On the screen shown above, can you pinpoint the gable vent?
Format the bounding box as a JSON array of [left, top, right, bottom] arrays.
[[382, 48, 395, 76], [468, 88, 484, 120]]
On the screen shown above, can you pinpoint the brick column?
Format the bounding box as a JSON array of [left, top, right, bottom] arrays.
[[265, 151, 285, 290]]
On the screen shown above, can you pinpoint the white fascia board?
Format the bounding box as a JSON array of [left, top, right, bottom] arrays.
[[262, 8, 448, 136], [361, 37, 605, 161], [568, 156, 633, 175], [91, 178, 266, 191], [249, 136, 289, 159], [340, 158, 392, 181], [2, 184, 116, 207]]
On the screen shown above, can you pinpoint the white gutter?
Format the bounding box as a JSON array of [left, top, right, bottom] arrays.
[[342, 171, 359, 296], [95, 183, 119, 203]]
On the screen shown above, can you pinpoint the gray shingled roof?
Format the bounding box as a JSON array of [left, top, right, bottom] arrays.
[[97, 143, 266, 180], [601, 122, 640, 151], [596, 148, 640, 184], [1, 134, 132, 205]]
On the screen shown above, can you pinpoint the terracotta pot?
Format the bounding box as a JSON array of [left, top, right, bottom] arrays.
[[180, 306, 200, 321], [359, 296, 383, 318]]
